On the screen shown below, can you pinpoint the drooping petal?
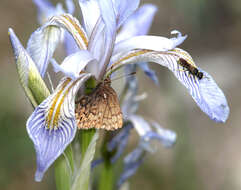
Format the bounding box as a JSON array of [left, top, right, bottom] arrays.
[[116, 4, 157, 42], [51, 50, 97, 79], [112, 0, 140, 28], [109, 48, 229, 122], [113, 31, 187, 55], [33, 0, 65, 24], [26, 74, 91, 181], [47, 14, 89, 50], [8, 28, 50, 107], [79, 0, 100, 37], [26, 24, 62, 77]]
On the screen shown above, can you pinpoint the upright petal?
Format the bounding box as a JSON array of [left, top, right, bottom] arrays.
[[26, 74, 91, 181], [79, 0, 100, 37], [8, 28, 50, 107], [27, 25, 62, 77], [112, 0, 140, 28], [97, 0, 117, 76], [116, 4, 157, 42], [51, 50, 96, 79], [109, 48, 229, 122]]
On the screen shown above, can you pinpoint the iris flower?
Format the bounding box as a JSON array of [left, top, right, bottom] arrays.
[[9, 0, 229, 182]]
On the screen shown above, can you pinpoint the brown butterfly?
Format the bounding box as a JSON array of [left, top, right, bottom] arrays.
[[75, 77, 123, 130]]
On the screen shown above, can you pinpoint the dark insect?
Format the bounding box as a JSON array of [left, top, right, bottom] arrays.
[[178, 58, 203, 80], [75, 77, 123, 131]]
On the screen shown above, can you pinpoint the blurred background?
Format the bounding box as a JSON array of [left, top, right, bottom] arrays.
[[1, 0, 241, 189]]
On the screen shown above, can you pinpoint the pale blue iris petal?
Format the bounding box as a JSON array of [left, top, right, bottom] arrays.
[[33, 0, 65, 24], [138, 62, 159, 85], [65, 0, 75, 14], [143, 128, 177, 148], [79, 0, 100, 37], [97, 0, 117, 70], [51, 50, 96, 79], [64, 32, 79, 55], [112, 0, 140, 28], [26, 74, 91, 181], [113, 32, 187, 55], [108, 123, 133, 163], [128, 115, 151, 137], [118, 147, 144, 187], [116, 4, 157, 42], [164, 55, 229, 122], [27, 25, 62, 77]]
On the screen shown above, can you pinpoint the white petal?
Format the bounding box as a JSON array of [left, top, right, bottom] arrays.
[[114, 32, 187, 55], [51, 50, 96, 79]]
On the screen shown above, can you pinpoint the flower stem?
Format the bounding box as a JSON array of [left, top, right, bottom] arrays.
[[80, 129, 96, 158], [54, 145, 74, 190], [99, 132, 116, 190]]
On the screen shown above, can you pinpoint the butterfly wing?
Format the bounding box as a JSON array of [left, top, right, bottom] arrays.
[[75, 83, 123, 130]]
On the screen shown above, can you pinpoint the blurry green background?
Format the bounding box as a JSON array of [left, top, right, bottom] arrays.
[[1, 0, 241, 189]]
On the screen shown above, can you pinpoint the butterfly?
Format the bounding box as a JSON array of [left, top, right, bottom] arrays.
[[75, 77, 123, 130]]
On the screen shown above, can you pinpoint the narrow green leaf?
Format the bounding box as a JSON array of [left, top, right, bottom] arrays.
[[71, 131, 99, 190]]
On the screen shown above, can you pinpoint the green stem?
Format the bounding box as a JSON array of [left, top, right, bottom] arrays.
[[99, 132, 116, 190], [54, 145, 74, 190], [80, 129, 96, 159], [99, 161, 114, 190]]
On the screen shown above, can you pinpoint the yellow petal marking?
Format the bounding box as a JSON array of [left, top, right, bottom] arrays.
[[63, 15, 88, 49], [46, 78, 71, 129]]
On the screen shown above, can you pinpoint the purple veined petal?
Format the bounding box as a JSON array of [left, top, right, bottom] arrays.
[[138, 62, 159, 85], [65, 0, 75, 14], [32, 0, 65, 24], [109, 48, 229, 122], [26, 24, 62, 77], [118, 147, 145, 188], [79, 0, 100, 37], [47, 14, 89, 50], [113, 31, 187, 56], [151, 122, 177, 148], [91, 158, 104, 169], [112, 0, 140, 28], [26, 74, 91, 181], [116, 4, 157, 42], [128, 115, 151, 137], [51, 50, 97, 79]]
